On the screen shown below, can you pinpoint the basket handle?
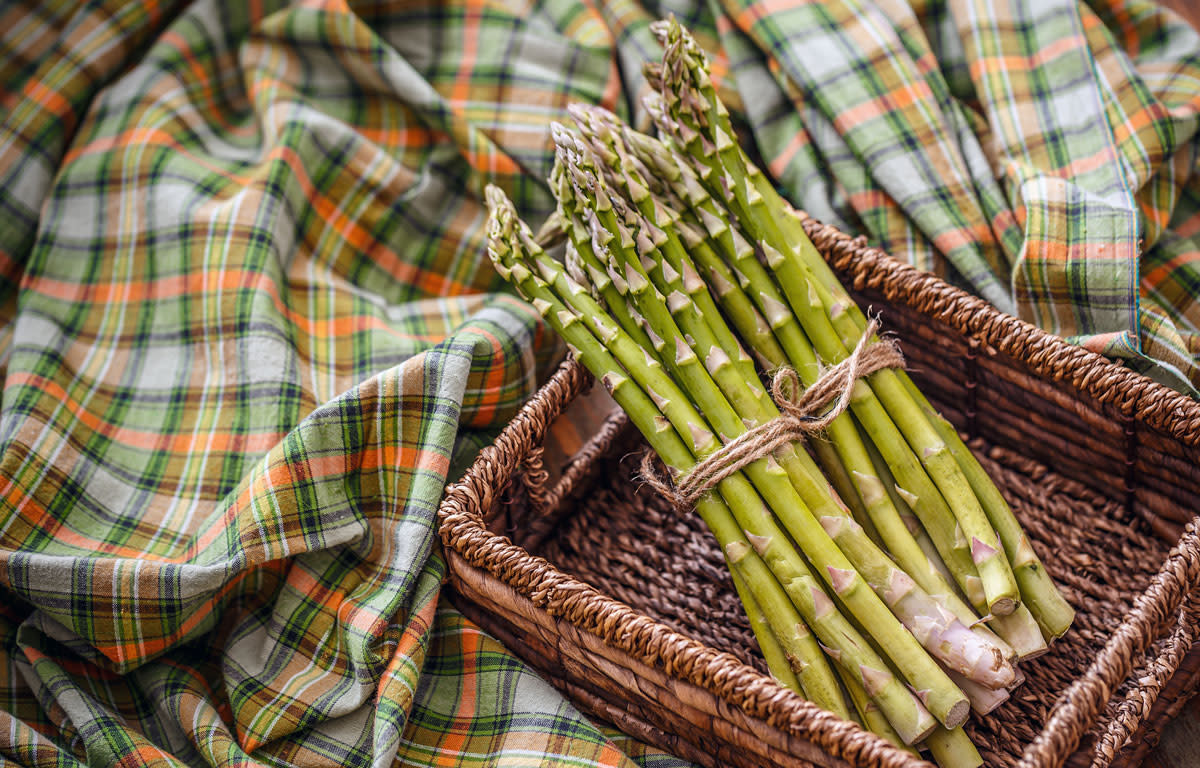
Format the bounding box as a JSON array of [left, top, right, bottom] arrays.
[[1090, 590, 1200, 767], [440, 358, 592, 536], [519, 408, 632, 552], [514, 445, 551, 518], [1018, 516, 1200, 768]]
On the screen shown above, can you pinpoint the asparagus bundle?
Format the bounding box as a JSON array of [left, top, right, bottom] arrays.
[[483, 18, 1074, 766]]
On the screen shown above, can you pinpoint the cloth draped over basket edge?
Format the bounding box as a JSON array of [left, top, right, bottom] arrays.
[[0, 0, 1197, 767]]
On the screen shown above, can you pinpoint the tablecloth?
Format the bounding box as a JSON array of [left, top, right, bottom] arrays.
[[0, 0, 1197, 766]]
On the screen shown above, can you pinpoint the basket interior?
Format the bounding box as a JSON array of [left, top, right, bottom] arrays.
[[509, 427, 1163, 767]]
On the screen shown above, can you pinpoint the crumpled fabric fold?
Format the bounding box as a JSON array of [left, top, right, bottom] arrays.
[[0, 0, 1197, 766]]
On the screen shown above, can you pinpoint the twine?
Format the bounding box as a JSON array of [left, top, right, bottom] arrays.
[[642, 320, 903, 511]]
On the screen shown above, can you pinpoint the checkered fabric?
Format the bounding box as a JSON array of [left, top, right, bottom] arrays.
[[0, 0, 1197, 766], [710, 0, 1200, 391]]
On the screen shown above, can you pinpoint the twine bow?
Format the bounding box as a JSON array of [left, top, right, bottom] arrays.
[[642, 320, 904, 511]]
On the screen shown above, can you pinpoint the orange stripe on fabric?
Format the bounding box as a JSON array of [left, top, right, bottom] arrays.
[[733, 0, 807, 31], [5, 372, 284, 456], [434, 626, 479, 766], [24, 648, 122, 680], [929, 221, 997, 255], [1057, 146, 1122, 178], [1080, 330, 1127, 354], [1110, 101, 1170, 150], [968, 35, 1088, 82], [284, 561, 339, 606], [461, 328, 507, 428], [768, 129, 808, 179], [1109, 0, 1140, 56], [463, 144, 520, 176], [451, 0, 481, 107], [847, 188, 892, 211], [1176, 207, 1200, 238], [275, 145, 473, 296], [1142, 250, 1200, 287], [357, 125, 441, 148], [359, 439, 446, 478], [24, 270, 448, 343], [601, 58, 622, 115], [833, 79, 932, 133], [94, 562, 288, 665], [21, 79, 73, 120], [62, 127, 251, 179], [0, 488, 152, 561], [157, 30, 238, 131]]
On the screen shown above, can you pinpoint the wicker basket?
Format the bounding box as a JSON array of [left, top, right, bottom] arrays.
[[437, 216, 1200, 768]]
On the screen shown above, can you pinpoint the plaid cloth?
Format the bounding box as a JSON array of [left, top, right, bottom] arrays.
[[0, 0, 1198, 766], [709, 0, 1200, 391], [0, 1, 690, 766]]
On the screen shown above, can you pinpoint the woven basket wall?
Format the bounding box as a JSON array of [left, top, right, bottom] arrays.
[[438, 216, 1200, 768]]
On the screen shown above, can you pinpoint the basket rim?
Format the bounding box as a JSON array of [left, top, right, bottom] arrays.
[[795, 214, 1200, 443]]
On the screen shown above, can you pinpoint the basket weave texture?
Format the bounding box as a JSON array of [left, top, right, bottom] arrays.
[[438, 216, 1200, 768]]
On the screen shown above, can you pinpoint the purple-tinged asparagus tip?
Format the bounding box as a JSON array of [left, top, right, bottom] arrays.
[[811, 586, 835, 620], [827, 567, 857, 596], [860, 664, 893, 697], [745, 531, 772, 555], [970, 536, 1000, 565], [817, 641, 842, 663]]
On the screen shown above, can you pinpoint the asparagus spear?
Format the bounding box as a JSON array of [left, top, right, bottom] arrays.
[[722, 101, 1073, 641], [839, 667, 920, 757], [627, 105, 988, 611], [610, 114, 1029, 665], [900, 375, 1075, 640], [648, 26, 1072, 638], [648, 18, 1021, 619], [553, 130, 1011, 717], [924, 727, 984, 768], [572, 104, 789, 376], [861, 430, 1048, 660], [730, 568, 804, 694], [486, 185, 944, 740]]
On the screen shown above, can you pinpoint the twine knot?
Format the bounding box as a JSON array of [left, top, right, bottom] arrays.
[[641, 319, 903, 511]]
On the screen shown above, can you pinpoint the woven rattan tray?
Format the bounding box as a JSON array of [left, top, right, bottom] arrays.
[[438, 216, 1200, 768]]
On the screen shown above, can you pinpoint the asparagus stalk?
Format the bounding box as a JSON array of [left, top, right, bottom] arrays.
[[727, 107, 1071, 642], [627, 107, 989, 609], [560, 126, 1012, 703], [650, 19, 1021, 619], [550, 165, 656, 355], [945, 667, 1011, 716], [658, 34, 1072, 638], [730, 568, 804, 694], [838, 666, 920, 757], [568, 119, 1014, 687], [741, 123, 1073, 640], [924, 727, 984, 768], [810, 435, 887, 549], [900, 375, 1075, 640], [486, 185, 937, 740], [612, 115, 1027, 670], [567, 104, 762, 389], [573, 105, 789, 376]]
